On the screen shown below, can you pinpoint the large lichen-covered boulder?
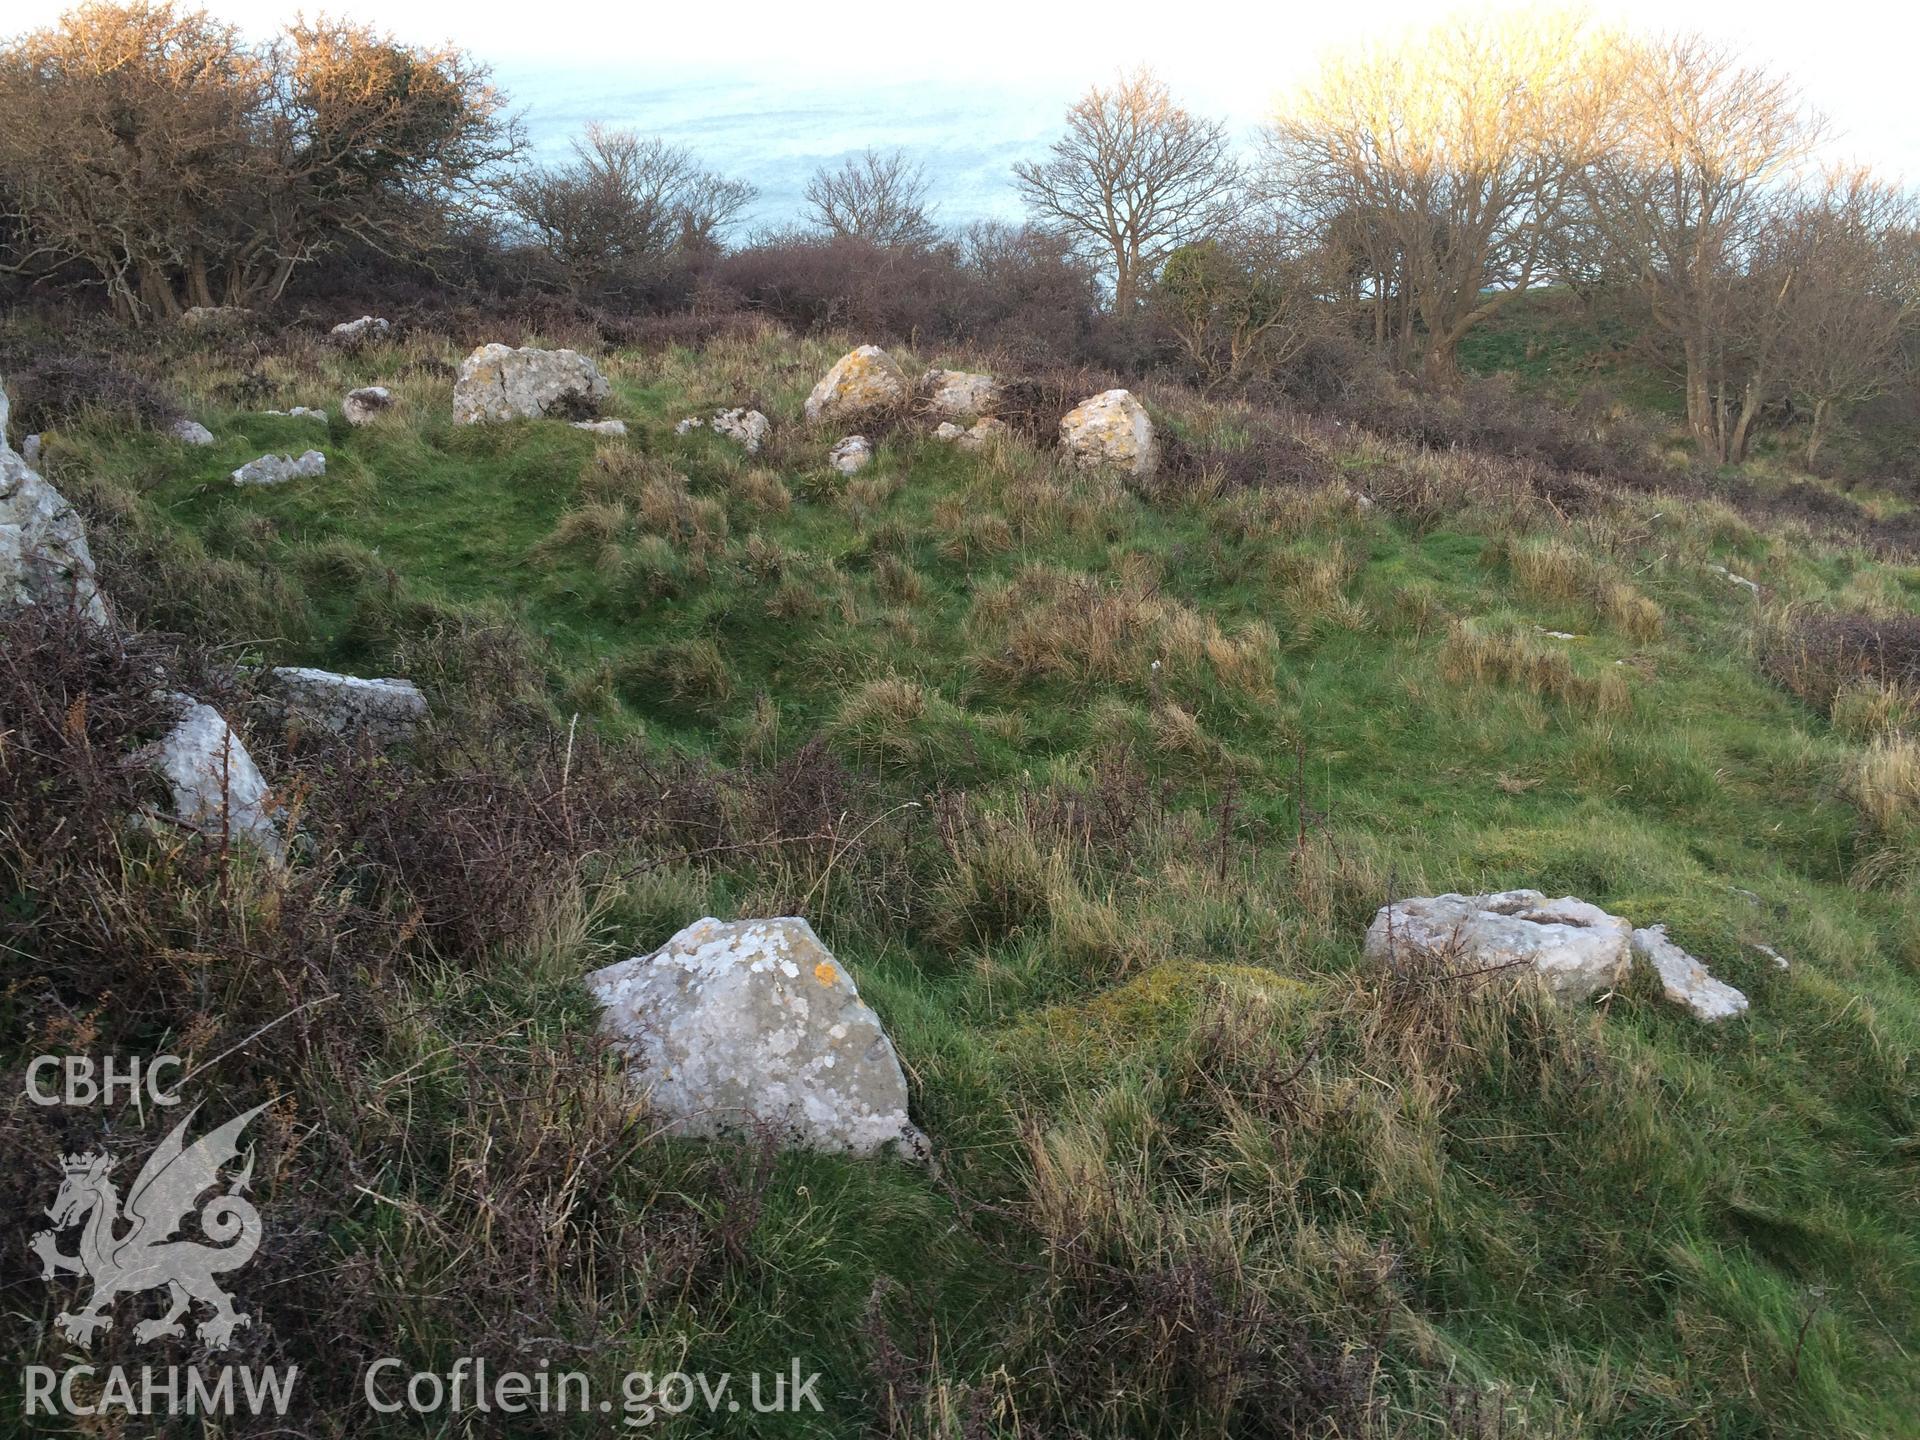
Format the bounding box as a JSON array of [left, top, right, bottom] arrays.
[[921, 368, 999, 420], [1060, 388, 1155, 476], [453, 343, 609, 424], [1363, 890, 1632, 1002], [1631, 925, 1749, 1022], [588, 917, 929, 1160], [150, 698, 283, 862], [264, 666, 427, 744], [1, 379, 108, 626], [804, 345, 909, 425]]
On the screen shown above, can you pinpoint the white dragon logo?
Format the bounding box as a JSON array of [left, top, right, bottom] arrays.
[[30, 1103, 268, 1350]]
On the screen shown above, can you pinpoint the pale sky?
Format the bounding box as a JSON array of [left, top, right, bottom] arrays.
[[9, 0, 1919, 187]]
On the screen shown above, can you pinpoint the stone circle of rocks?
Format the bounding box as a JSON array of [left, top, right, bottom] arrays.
[[232, 450, 326, 487], [1060, 388, 1155, 477], [588, 916, 929, 1161], [828, 435, 873, 475], [805, 345, 908, 425], [1365, 889, 1750, 1022], [342, 387, 393, 427], [452, 343, 609, 424]]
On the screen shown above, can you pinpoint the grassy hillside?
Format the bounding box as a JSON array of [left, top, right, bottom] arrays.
[[7, 320, 1919, 1437]]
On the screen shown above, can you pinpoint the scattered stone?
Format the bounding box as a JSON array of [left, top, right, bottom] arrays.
[[264, 406, 328, 422], [232, 450, 325, 487], [1708, 564, 1760, 595], [711, 407, 770, 453], [588, 916, 928, 1160], [921, 368, 998, 420], [329, 315, 391, 344], [21, 434, 41, 465], [828, 435, 873, 475], [804, 345, 908, 424], [453, 343, 609, 424], [178, 306, 250, 332], [1537, 628, 1580, 640], [1364, 890, 1632, 1003], [169, 419, 216, 445], [1349, 489, 1376, 510], [933, 417, 1009, 450], [265, 666, 427, 743], [674, 416, 704, 435], [1751, 942, 1791, 971], [1631, 925, 1749, 1021], [342, 387, 393, 426], [150, 697, 283, 861], [1060, 388, 1155, 477], [571, 418, 628, 436], [1, 381, 108, 626]]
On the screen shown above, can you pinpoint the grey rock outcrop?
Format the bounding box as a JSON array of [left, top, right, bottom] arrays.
[[1060, 389, 1155, 476], [588, 916, 928, 1160], [828, 435, 873, 475], [453, 343, 609, 424], [150, 698, 283, 861], [265, 666, 427, 743], [232, 450, 325, 487], [804, 345, 908, 425], [342, 387, 393, 426], [1, 380, 108, 626], [1364, 890, 1633, 1003], [1632, 925, 1750, 1021]]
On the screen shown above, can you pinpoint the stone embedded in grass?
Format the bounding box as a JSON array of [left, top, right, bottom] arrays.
[[571, 418, 627, 436], [452, 343, 609, 424], [921, 368, 999, 420], [588, 916, 930, 1161], [264, 666, 426, 743], [329, 315, 390, 344], [711, 407, 770, 452], [149, 696, 283, 862], [829, 435, 873, 474], [264, 406, 328, 422], [232, 450, 325, 487], [1752, 942, 1791, 971], [342, 387, 393, 426], [1631, 925, 1750, 1021], [1363, 890, 1633, 1003], [933, 417, 1009, 450], [1060, 388, 1155, 477], [804, 345, 908, 425], [169, 418, 216, 445], [1, 379, 109, 626]]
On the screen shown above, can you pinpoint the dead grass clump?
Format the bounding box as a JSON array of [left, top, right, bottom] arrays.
[[1757, 607, 1920, 714], [727, 467, 792, 519], [1441, 617, 1632, 713], [634, 473, 730, 557], [1506, 535, 1663, 641]]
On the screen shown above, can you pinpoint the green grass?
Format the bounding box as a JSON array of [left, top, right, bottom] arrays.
[[11, 322, 1920, 1437]]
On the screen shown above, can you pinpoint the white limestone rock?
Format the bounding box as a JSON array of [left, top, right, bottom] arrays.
[[1060, 388, 1155, 477], [571, 418, 628, 436], [264, 406, 328, 422], [921, 368, 999, 420], [330, 315, 391, 344], [828, 435, 873, 475], [342, 387, 393, 426], [1364, 890, 1633, 1003], [452, 343, 609, 424], [1632, 925, 1750, 1022], [169, 419, 216, 445], [265, 666, 427, 743], [1, 381, 109, 626], [674, 416, 704, 435], [933, 417, 1008, 451], [712, 407, 770, 452], [588, 916, 928, 1160], [150, 698, 283, 861], [232, 450, 325, 487], [804, 345, 908, 425]]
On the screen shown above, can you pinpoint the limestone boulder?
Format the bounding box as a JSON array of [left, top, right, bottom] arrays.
[[150, 698, 283, 861], [828, 435, 873, 475], [265, 666, 427, 744], [264, 406, 327, 422], [169, 419, 216, 446], [342, 387, 393, 426], [330, 315, 391, 344], [1, 382, 108, 626], [1060, 389, 1154, 477], [1632, 925, 1749, 1022], [921, 368, 998, 420], [712, 407, 770, 453], [588, 916, 929, 1160], [804, 345, 908, 425], [1364, 890, 1632, 1003], [232, 450, 325, 487], [453, 344, 609, 424]]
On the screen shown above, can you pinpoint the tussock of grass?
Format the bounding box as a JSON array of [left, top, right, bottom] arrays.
[[1440, 615, 1633, 713]]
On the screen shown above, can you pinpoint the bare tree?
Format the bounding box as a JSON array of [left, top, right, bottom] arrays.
[[1265, 11, 1612, 382], [510, 125, 753, 296], [1574, 34, 1825, 462], [1015, 68, 1240, 312], [802, 148, 935, 249], [1155, 227, 1322, 390]]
